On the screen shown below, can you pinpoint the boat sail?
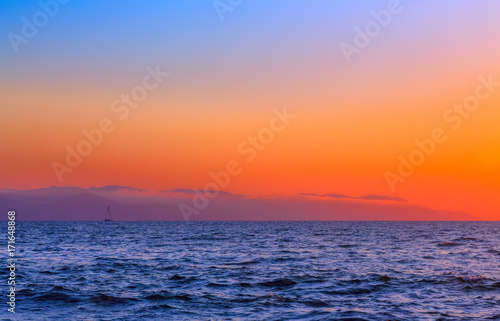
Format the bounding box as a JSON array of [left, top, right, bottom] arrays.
[[104, 205, 113, 221]]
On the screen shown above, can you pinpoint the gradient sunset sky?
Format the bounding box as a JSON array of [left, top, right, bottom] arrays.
[[1, 1, 499, 220]]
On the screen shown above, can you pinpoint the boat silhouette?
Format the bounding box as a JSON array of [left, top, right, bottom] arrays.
[[104, 205, 113, 221]]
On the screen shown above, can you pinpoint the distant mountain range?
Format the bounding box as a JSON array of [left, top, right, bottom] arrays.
[[0, 186, 478, 221]]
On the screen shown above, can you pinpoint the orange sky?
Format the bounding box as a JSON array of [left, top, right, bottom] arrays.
[[1, 1, 499, 220]]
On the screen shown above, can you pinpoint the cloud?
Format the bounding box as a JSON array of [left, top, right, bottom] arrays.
[[87, 185, 148, 192], [299, 192, 406, 202], [358, 195, 407, 202], [299, 193, 328, 198], [0, 185, 147, 194], [0, 185, 148, 205], [299, 193, 354, 199], [160, 189, 242, 198]]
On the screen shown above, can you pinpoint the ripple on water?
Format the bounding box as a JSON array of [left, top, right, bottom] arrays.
[[14, 221, 500, 320], [438, 241, 464, 247], [258, 278, 297, 287]]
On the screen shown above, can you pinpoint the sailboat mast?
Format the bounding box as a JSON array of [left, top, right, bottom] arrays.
[[105, 205, 112, 221]]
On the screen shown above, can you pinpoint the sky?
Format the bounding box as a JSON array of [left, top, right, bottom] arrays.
[[1, 1, 499, 220]]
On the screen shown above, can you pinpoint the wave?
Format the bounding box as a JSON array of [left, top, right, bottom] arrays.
[[438, 241, 463, 247], [89, 293, 139, 304], [259, 278, 297, 287], [33, 292, 80, 303]]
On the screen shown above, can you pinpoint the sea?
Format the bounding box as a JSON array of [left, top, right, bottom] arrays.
[[2, 221, 500, 320]]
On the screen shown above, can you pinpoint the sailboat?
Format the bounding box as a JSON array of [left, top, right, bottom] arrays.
[[104, 205, 113, 221]]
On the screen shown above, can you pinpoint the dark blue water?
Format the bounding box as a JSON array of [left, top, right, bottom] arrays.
[[3, 221, 500, 320]]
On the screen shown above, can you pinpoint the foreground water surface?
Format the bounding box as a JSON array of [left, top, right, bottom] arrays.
[[3, 221, 500, 320]]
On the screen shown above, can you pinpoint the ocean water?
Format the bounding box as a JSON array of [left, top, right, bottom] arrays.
[[3, 221, 500, 320]]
